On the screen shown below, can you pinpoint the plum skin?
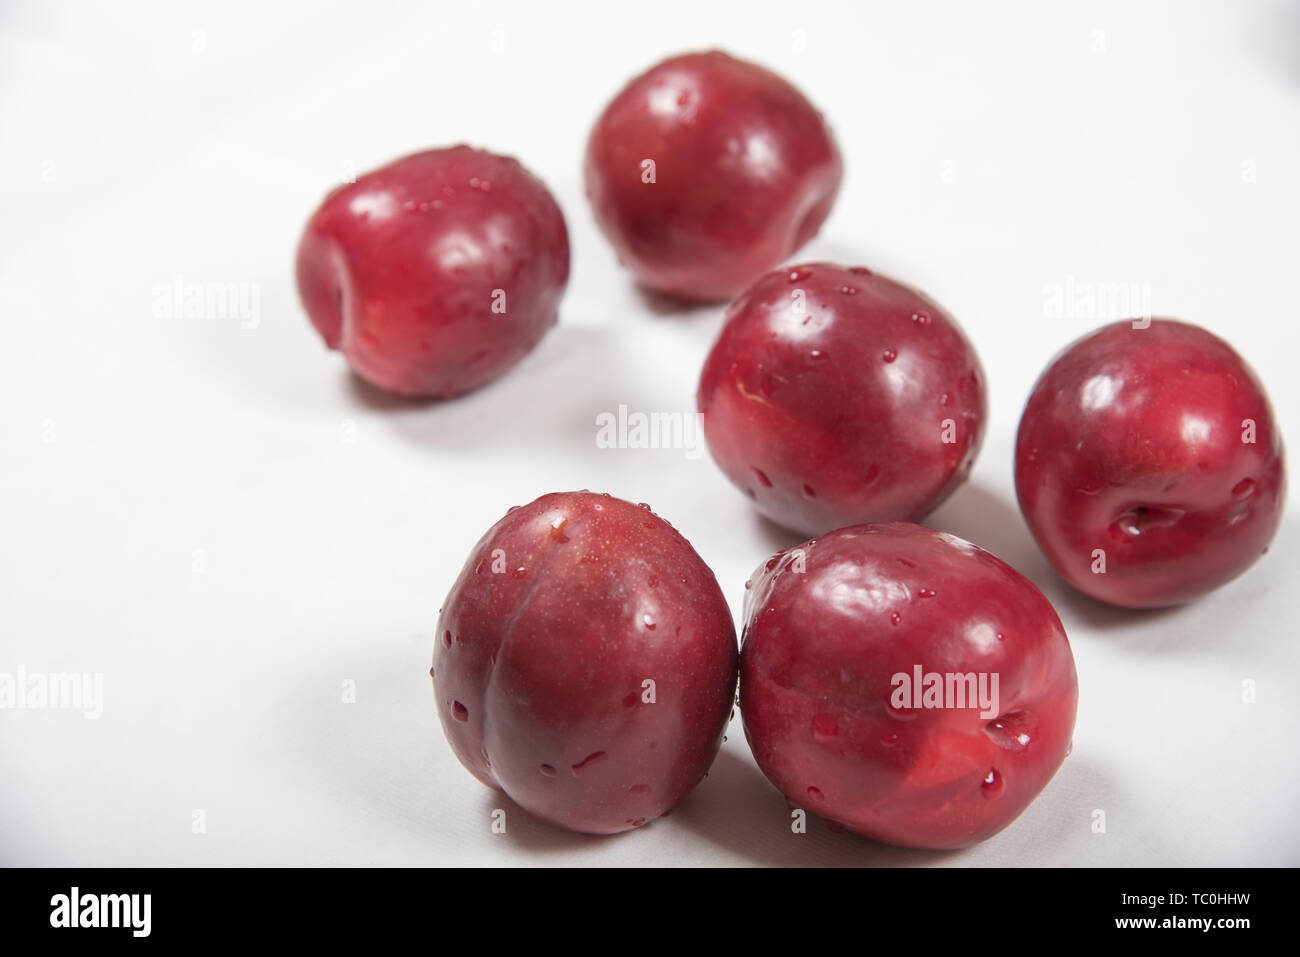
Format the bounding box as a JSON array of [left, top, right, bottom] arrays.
[[433, 492, 738, 835], [584, 50, 842, 302], [698, 263, 987, 537], [296, 145, 569, 398], [739, 522, 1078, 850], [1015, 319, 1285, 608]]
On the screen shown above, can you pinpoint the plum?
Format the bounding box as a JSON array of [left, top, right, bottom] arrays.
[[296, 145, 569, 397], [739, 522, 1078, 849], [433, 492, 738, 834], [1016, 319, 1286, 607], [698, 263, 986, 536], [584, 50, 842, 302]]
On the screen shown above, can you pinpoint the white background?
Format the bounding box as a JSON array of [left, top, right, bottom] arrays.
[[2, 0, 1298, 866]]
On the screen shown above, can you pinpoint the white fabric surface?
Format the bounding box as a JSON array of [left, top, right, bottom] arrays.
[[1, 0, 1297, 866]]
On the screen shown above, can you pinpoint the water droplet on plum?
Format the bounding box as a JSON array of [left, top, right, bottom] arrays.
[[985, 711, 1036, 751], [981, 768, 1003, 796]]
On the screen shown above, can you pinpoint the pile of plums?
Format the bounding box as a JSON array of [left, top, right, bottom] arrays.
[[296, 51, 1286, 849]]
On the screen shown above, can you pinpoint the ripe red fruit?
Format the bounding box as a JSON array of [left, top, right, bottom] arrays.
[[698, 263, 987, 536], [295, 146, 569, 397], [433, 492, 738, 834], [584, 50, 842, 302], [739, 522, 1078, 849], [1015, 318, 1286, 608]]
